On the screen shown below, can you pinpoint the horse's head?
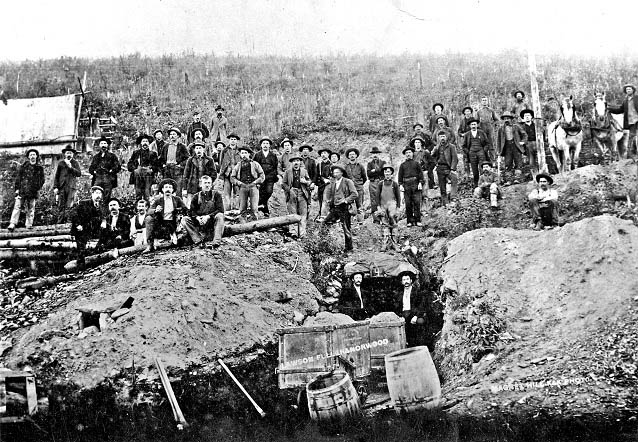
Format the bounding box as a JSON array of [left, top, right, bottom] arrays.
[[593, 92, 606, 118], [560, 95, 578, 124]]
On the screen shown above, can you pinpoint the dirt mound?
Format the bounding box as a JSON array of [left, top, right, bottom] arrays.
[[303, 311, 354, 326], [3, 235, 320, 387], [435, 215, 638, 418], [369, 311, 401, 323]]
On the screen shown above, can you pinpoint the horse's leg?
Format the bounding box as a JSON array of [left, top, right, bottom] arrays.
[[620, 130, 629, 159], [572, 139, 583, 170], [549, 146, 562, 173]]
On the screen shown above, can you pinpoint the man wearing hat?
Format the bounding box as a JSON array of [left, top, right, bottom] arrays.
[[528, 173, 559, 230], [520, 109, 546, 177], [497, 111, 527, 185], [129, 199, 149, 246], [186, 110, 210, 145], [159, 127, 189, 195], [182, 142, 217, 207], [231, 146, 266, 223], [431, 131, 459, 206], [461, 119, 492, 187], [71, 186, 105, 269], [277, 138, 293, 177], [511, 90, 531, 122], [53, 145, 82, 217], [474, 161, 501, 209], [457, 106, 476, 145], [180, 174, 225, 248], [366, 146, 386, 223], [149, 129, 165, 155], [411, 136, 436, 191], [7, 148, 45, 230], [395, 272, 427, 347], [210, 105, 228, 143], [282, 154, 312, 238], [128, 134, 160, 202], [344, 148, 367, 223], [323, 165, 358, 252], [398, 145, 425, 226], [89, 136, 121, 202], [608, 83, 638, 159], [145, 178, 188, 252], [187, 128, 209, 157], [433, 115, 456, 145], [375, 165, 401, 251], [253, 136, 279, 218], [299, 143, 317, 183], [477, 96, 499, 156], [428, 103, 446, 134], [98, 197, 132, 250], [218, 132, 242, 211], [315, 147, 333, 218], [338, 272, 370, 320]]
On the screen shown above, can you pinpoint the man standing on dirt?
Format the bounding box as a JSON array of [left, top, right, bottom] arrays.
[[8, 148, 45, 230], [187, 128, 208, 156], [520, 109, 545, 178], [186, 110, 210, 145], [299, 144, 317, 184], [366, 146, 386, 224], [182, 142, 217, 207], [428, 103, 446, 134], [278, 138, 293, 177], [315, 147, 333, 219], [398, 145, 425, 227], [457, 106, 475, 146], [345, 148, 367, 223], [181, 175, 225, 248], [145, 178, 187, 253], [149, 129, 165, 155], [253, 136, 279, 218], [478, 96, 499, 157], [474, 161, 500, 209], [89, 136, 121, 202], [71, 186, 105, 269], [411, 136, 436, 191], [99, 197, 132, 250], [376, 165, 401, 251], [528, 173, 559, 230], [433, 116, 456, 145], [218, 132, 241, 211], [511, 90, 531, 122], [396, 272, 426, 347], [323, 165, 358, 252], [129, 199, 148, 246], [128, 134, 160, 202], [431, 131, 459, 207], [461, 119, 492, 187], [339, 272, 370, 320], [159, 127, 189, 195], [53, 145, 82, 220], [282, 154, 312, 238], [497, 111, 527, 185], [210, 105, 228, 143], [608, 83, 638, 159], [231, 146, 265, 223]]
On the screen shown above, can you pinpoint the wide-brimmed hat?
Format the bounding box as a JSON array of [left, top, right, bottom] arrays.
[[288, 154, 303, 162], [350, 271, 365, 279], [238, 146, 253, 155], [299, 143, 313, 152], [279, 137, 293, 147], [513, 90, 526, 98], [317, 147, 332, 155], [215, 104, 225, 112], [228, 132, 241, 140], [409, 136, 426, 148], [622, 83, 636, 93], [190, 126, 210, 139], [436, 130, 449, 137], [466, 118, 480, 125], [370, 146, 383, 154], [382, 165, 395, 174], [214, 140, 226, 148], [96, 135, 112, 146], [402, 146, 415, 154], [345, 147, 360, 157], [331, 164, 347, 175], [432, 103, 444, 111], [535, 173, 553, 185], [259, 136, 273, 146], [480, 161, 492, 168], [462, 106, 474, 114], [61, 145, 77, 154], [107, 197, 121, 205], [435, 115, 449, 125], [168, 127, 182, 136], [413, 122, 424, 129], [501, 111, 516, 120], [330, 151, 341, 161], [520, 109, 535, 119], [152, 128, 163, 137], [159, 178, 178, 190], [136, 134, 153, 144], [90, 185, 104, 194], [25, 148, 40, 158]]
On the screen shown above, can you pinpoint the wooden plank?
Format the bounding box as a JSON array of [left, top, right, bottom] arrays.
[[528, 51, 548, 175], [25, 376, 37, 415], [155, 357, 188, 430], [0, 377, 6, 414], [0, 372, 35, 379]]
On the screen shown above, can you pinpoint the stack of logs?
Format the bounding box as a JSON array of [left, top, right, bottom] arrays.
[[0, 223, 74, 265]]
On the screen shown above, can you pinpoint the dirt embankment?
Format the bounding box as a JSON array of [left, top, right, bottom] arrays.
[[435, 215, 638, 419]]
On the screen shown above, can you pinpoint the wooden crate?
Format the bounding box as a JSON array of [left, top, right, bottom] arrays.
[[369, 319, 406, 374], [0, 371, 38, 424]]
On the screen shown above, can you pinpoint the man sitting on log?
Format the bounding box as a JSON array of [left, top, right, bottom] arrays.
[[231, 146, 265, 223], [8, 148, 45, 231], [144, 178, 187, 253], [338, 272, 370, 320], [71, 186, 105, 269], [99, 197, 132, 250], [129, 199, 148, 246], [395, 272, 427, 347], [474, 161, 501, 209], [180, 175, 225, 248], [281, 154, 312, 238], [528, 173, 559, 230], [53, 145, 82, 221]]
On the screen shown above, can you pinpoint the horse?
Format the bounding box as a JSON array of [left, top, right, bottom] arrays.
[[547, 96, 584, 173], [589, 92, 623, 163]]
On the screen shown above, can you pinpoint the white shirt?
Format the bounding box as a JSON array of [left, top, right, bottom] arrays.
[[163, 196, 174, 220], [335, 178, 343, 189], [402, 286, 412, 311], [471, 130, 478, 137], [354, 285, 364, 308], [110, 215, 118, 229], [530, 188, 557, 202]]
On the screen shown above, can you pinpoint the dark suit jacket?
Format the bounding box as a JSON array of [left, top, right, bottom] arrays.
[[431, 143, 459, 170], [183, 156, 217, 194], [148, 195, 187, 220], [127, 148, 160, 184], [366, 158, 386, 181], [325, 177, 358, 206], [15, 161, 45, 199], [89, 151, 121, 187], [315, 160, 332, 188], [394, 287, 427, 323], [100, 214, 132, 246], [497, 123, 527, 155], [53, 159, 82, 191], [158, 142, 189, 168], [608, 96, 638, 129], [461, 129, 492, 158], [339, 286, 370, 320], [189, 190, 224, 218], [71, 199, 104, 239], [281, 167, 311, 201], [253, 151, 280, 183]]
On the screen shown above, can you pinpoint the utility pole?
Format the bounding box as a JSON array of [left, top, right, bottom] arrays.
[[528, 51, 547, 175]]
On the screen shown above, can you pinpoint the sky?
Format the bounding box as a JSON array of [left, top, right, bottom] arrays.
[[2, 0, 637, 61]]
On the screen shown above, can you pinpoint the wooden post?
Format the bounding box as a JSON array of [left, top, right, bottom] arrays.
[[418, 61, 423, 89], [528, 51, 547, 174], [75, 71, 87, 144]]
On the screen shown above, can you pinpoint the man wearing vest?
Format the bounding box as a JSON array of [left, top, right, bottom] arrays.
[[345, 148, 368, 223], [497, 111, 527, 185], [366, 146, 386, 224], [282, 154, 312, 238], [218, 132, 242, 211], [181, 175, 225, 248], [129, 199, 148, 246], [323, 165, 358, 252], [398, 145, 425, 227], [376, 165, 401, 252], [71, 186, 105, 269], [278, 138, 293, 177], [339, 272, 370, 320], [314, 147, 333, 219], [53, 145, 82, 221], [231, 146, 266, 223], [89, 136, 121, 202], [144, 178, 187, 253], [182, 142, 217, 207], [431, 131, 459, 206], [159, 127, 189, 195], [520, 109, 545, 178], [461, 118, 492, 187], [128, 134, 160, 202], [395, 272, 427, 347], [253, 136, 279, 218]]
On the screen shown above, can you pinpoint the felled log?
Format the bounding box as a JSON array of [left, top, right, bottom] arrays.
[[224, 214, 301, 236], [0, 249, 68, 260], [0, 239, 76, 249], [0, 225, 72, 240], [15, 235, 73, 242], [16, 274, 80, 291], [63, 244, 172, 272]]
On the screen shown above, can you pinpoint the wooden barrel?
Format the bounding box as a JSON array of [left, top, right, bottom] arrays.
[[369, 318, 406, 375], [306, 371, 360, 422], [384, 346, 441, 412]]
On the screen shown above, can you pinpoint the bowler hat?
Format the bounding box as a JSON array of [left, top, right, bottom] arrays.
[[317, 147, 332, 155], [382, 165, 395, 174], [500, 111, 516, 120], [331, 164, 346, 175], [409, 136, 426, 148], [152, 128, 163, 137], [90, 185, 104, 194], [259, 136, 273, 146], [159, 178, 178, 191], [462, 106, 474, 114], [299, 143, 313, 152], [168, 127, 182, 137], [136, 134, 153, 144], [436, 130, 449, 137], [191, 141, 206, 149], [96, 136, 112, 146], [436, 115, 449, 125], [345, 147, 360, 157], [25, 148, 40, 158], [228, 132, 241, 140], [215, 105, 225, 112], [513, 90, 526, 98], [215, 140, 226, 148], [413, 122, 424, 130], [61, 145, 77, 154], [480, 161, 492, 168], [279, 137, 293, 147], [370, 146, 383, 154], [330, 151, 341, 161], [623, 83, 636, 93], [466, 118, 480, 125], [288, 154, 303, 162], [190, 126, 210, 139], [432, 103, 444, 111], [535, 173, 553, 185], [402, 146, 415, 154], [238, 146, 253, 155], [520, 109, 534, 119]]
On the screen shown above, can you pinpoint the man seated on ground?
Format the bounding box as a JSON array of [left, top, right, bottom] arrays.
[[99, 197, 132, 250], [282, 154, 312, 238], [231, 146, 266, 223], [338, 272, 370, 320], [528, 173, 559, 230], [474, 161, 501, 209], [144, 178, 187, 252], [181, 175, 225, 248], [130, 199, 148, 246], [71, 186, 105, 269], [376, 165, 401, 252], [395, 272, 427, 347]]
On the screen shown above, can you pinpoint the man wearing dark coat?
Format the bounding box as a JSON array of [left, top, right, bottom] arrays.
[[398, 145, 425, 227], [366, 146, 386, 224], [314, 147, 333, 219], [608, 83, 638, 158], [186, 110, 210, 145], [338, 272, 370, 320], [98, 197, 132, 250], [394, 272, 427, 347], [180, 175, 225, 247], [128, 134, 160, 202], [323, 165, 358, 252], [461, 119, 492, 187], [218, 132, 242, 211], [431, 131, 459, 206], [253, 136, 279, 217], [8, 148, 45, 230], [282, 154, 312, 238], [145, 178, 188, 252], [344, 148, 367, 223], [182, 142, 217, 206], [70, 186, 105, 269], [53, 145, 82, 217], [89, 136, 121, 202], [158, 127, 189, 195], [497, 111, 528, 185], [149, 129, 165, 154]]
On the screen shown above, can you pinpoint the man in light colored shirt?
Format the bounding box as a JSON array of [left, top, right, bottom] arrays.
[[130, 199, 148, 246], [528, 173, 559, 230], [144, 178, 187, 253], [608, 83, 638, 159], [397, 272, 426, 347], [338, 272, 369, 320]]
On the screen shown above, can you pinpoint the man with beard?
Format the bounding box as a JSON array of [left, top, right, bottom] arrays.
[[187, 128, 209, 156], [431, 131, 459, 206], [71, 186, 105, 269], [477, 96, 499, 157], [149, 129, 165, 154], [395, 272, 427, 347], [144, 178, 187, 252], [338, 272, 370, 320], [186, 110, 210, 145], [182, 142, 217, 207], [53, 145, 82, 220], [457, 106, 475, 146], [231, 146, 265, 223], [428, 103, 446, 134], [474, 161, 500, 209], [181, 175, 225, 248], [128, 134, 160, 202], [159, 127, 189, 194], [433, 115, 456, 145], [511, 90, 531, 122], [366, 146, 386, 224], [278, 137, 293, 177], [253, 136, 279, 218], [375, 165, 401, 252], [497, 111, 527, 185], [218, 132, 242, 211], [299, 143, 317, 183], [461, 119, 492, 187], [528, 173, 559, 230], [520, 109, 546, 178], [410, 136, 434, 191], [282, 154, 312, 238], [8, 148, 45, 230], [323, 165, 358, 252], [314, 147, 332, 218], [210, 105, 228, 143], [99, 197, 132, 250], [129, 199, 148, 246], [89, 136, 121, 202], [344, 148, 367, 223], [608, 83, 638, 158], [398, 145, 424, 227]]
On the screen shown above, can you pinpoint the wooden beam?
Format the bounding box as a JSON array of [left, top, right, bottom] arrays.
[[528, 51, 548, 175]]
